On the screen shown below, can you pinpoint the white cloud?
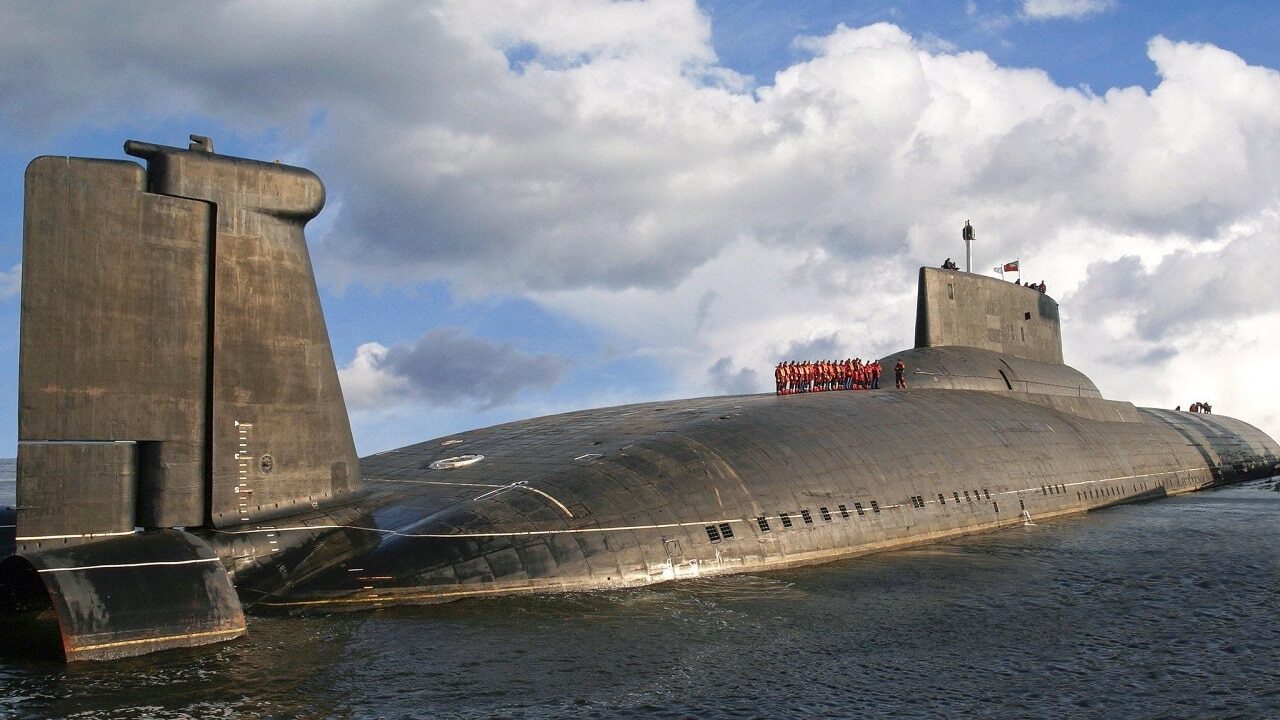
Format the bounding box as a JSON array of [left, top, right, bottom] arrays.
[[1020, 0, 1115, 20], [0, 264, 19, 299], [1062, 209, 1280, 421], [338, 330, 566, 410], [339, 342, 410, 411]]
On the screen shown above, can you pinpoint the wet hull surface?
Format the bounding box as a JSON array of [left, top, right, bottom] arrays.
[[213, 389, 1279, 609]]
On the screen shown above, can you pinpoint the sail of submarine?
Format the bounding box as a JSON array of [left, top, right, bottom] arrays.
[[2, 138, 1277, 661]]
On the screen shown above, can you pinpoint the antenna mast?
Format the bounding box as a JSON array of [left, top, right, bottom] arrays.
[[962, 220, 975, 273]]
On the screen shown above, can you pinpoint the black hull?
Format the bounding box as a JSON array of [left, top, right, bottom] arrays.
[[208, 389, 1280, 609]]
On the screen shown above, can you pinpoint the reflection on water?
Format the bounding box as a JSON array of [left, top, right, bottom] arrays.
[[3, 469, 1280, 718]]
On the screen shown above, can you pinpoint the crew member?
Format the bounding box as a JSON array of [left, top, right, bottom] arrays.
[[894, 359, 907, 389], [870, 360, 880, 389]]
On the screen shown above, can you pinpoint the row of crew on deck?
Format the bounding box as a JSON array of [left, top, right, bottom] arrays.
[[774, 359, 881, 394]]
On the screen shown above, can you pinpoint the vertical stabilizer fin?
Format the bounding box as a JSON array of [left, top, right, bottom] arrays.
[[122, 140, 361, 528], [18, 141, 361, 541]]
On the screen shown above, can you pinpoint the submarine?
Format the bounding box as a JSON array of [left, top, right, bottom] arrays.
[[2, 138, 1277, 661]]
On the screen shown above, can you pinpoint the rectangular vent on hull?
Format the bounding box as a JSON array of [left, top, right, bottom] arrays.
[[819, 507, 832, 522], [800, 509, 813, 525], [705, 525, 721, 543], [757, 516, 770, 532], [870, 501, 880, 514], [838, 504, 849, 518], [853, 503, 865, 516], [719, 523, 734, 539], [780, 512, 793, 528]]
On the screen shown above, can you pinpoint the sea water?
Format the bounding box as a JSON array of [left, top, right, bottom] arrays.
[[2, 459, 1278, 719]]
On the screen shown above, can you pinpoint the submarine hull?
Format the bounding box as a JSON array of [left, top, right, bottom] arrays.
[[209, 386, 1279, 609], [5, 141, 1277, 660]]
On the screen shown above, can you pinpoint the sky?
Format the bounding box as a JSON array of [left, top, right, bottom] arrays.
[[1, 0, 1279, 457]]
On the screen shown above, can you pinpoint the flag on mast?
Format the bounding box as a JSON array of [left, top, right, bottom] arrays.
[[1002, 260, 1019, 272]]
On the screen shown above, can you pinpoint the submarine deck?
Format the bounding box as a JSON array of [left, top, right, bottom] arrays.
[[219, 388, 1279, 609]]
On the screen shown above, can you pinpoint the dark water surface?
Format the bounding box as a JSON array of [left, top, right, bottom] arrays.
[[2, 461, 1279, 719]]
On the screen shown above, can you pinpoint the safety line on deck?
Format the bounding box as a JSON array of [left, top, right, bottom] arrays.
[[520, 486, 576, 518], [37, 557, 223, 573], [366, 477, 505, 489], [367, 476, 576, 518], [16, 530, 137, 541], [1000, 467, 1209, 498], [213, 517, 744, 540]]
